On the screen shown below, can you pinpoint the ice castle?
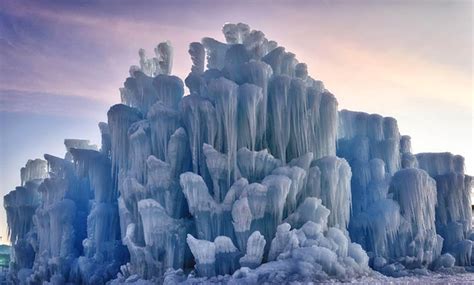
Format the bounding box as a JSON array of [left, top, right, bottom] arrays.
[[4, 23, 473, 284]]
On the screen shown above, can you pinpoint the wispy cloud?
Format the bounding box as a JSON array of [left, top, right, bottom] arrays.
[[0, 89, 109, 120]]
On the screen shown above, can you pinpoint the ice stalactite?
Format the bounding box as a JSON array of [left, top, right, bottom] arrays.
[[107, 104, 142, 193], [138, 199, 189, 274], [287, 78, 309, 161], [4, 181, 41, 272], [266, 75, 291, 162], [241, 60, 273, 149], [121, 72, 159, 115], [237, 148, 282, 184], [262, 47, 286, 76], [337, 110, 405, 266], [207, 77, 239, 185], [180, 95, 217, 179], [152, 75, 183, 110], [309, 91, 338, 160], [388, 168, 442, 268], [203, 144, 232, 203], [284, 198, 330, 230], [23, 150, 86, 283], [146, 155, 187, 219], [237, 84, 263, 151], [259, 175, 291, 249], [180, 172, 234, 241], [128, 120, 152, 184], [230, 174, 292, 256], [272, 166, 306, 219], [416, 152, 473, 265], [312, 156, 352, 229], [167, 128, 192, 179], [348, 159, 400, 258], [146, 102, 180, 162], [70, 147, 126, 284]]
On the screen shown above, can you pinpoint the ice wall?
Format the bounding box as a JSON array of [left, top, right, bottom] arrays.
[[4, 22, 472, 284], [337, 110, 470, 271], [416, 153, 473, 265], [4, 160, 44, 275]]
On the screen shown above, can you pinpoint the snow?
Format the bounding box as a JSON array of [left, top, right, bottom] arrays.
[[4, 22, 473, 284]]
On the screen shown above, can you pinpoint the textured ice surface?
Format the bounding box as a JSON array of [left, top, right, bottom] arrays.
[[4, 22, 472, 284]]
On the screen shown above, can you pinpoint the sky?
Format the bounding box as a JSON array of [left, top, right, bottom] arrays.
[[0, 0, 472, 244]]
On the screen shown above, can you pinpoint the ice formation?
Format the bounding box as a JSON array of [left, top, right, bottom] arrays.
[[4, 23, 473, 284]]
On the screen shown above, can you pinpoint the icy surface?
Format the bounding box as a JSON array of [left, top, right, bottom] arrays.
[[4, 22, 473, 284]]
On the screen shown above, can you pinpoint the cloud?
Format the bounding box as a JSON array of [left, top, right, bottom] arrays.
[[0, 89, 109, 120]]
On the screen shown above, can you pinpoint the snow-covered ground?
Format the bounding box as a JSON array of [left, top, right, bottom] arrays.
[[114, 271, 474, 285], [350, 270, 474, 285]]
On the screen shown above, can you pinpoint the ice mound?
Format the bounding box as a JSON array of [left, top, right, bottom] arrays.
[[4, 22, 472, 284]]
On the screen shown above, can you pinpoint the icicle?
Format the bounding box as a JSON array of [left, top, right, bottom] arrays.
[[138, 199, 189, 271], [207, 77, 239, 183], [237, 148, 282, 183], [180, 95, 217, 178], [284, 197, 330, 230], [128, 120, 152, 184], [203, 144, 231, 202], [152, 75, 183, 110], [237, 84, 263, 151], [146, 102, 180, 161], [272, 166, 306, 219], [107, 104, 142, 193], [266, 75, 291, 162], [146, 155, 187, 219], [241, 60, 273, 149], [389, 168, 441, 266], [166, 127, 192, 179], [287, 78, 309, 161], [313, 156, 352, 229]]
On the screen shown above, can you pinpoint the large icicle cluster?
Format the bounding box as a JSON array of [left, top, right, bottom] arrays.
[[4, 23, 473, 284], [5, 134, 127, 284]]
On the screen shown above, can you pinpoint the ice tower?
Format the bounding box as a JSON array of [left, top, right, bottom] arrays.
[[4, 23, 472, 284]]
